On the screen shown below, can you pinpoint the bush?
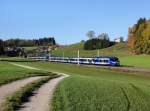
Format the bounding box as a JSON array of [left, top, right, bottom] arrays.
[[84, 38, 112, 50]]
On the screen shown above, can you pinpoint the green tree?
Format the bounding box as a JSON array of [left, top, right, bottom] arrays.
[[84, 38, 111, 50], [0, 39, 5, 55], [97, 33, 109, 40], [86, 31, 96, 39]]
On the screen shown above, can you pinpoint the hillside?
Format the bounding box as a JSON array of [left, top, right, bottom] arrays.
[[23, 46, 38, 51], [52, 42, 129, 57]]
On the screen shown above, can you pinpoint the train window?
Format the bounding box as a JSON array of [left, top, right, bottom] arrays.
[[79, 59, 86, 61], [94, 59, 99, 62], [104, 60, 108, 63], [101, 60, 104, 62]]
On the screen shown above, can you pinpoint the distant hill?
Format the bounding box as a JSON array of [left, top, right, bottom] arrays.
[[52, 42, 129, 57]]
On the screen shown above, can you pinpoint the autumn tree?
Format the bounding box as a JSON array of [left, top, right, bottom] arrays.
[[127, 18, 150, 54]]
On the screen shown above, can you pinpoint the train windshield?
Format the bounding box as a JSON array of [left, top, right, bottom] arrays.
[[110, 57, 119, 62]]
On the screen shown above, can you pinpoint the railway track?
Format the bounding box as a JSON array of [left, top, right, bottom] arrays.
[[27, 57, 150, 74], [84, 64, 150, 74]]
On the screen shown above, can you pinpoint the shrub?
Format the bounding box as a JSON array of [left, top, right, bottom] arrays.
[[84, 38, 112, 50]]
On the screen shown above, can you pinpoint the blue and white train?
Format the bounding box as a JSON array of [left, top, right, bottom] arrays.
[[28, 56, 120, 66]]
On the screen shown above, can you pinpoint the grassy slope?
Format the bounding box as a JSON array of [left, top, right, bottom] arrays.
[[23, 46, 38, 51], [0, 57, 36, 62], [53, 42, 150, 68], [120, 55, 150, 68], [18, 61, 150, 111], [0, 61, 50, 86], [52, 42, 129, 57]]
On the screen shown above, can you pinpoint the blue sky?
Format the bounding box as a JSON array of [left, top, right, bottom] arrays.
[[0, 0, 149, 44]]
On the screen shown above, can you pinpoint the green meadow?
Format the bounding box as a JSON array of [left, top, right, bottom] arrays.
[[1, 42, 149, 111], [120, 55, 150, 68], [52, 42, 150, 68], [52, 42, 129, 57], [0, 61, 50, 86], [16, 61, 150, 111]]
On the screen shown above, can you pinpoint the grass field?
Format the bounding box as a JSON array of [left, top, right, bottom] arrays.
[[52, 42, 129, 57], [23, 46, 38, 51], [0, 61, 50, 86], [120, 55, 150, 68], [16, 61, 150, 111], [0, 57, 36, 62]]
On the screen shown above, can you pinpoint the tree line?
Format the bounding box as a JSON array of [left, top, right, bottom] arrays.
[[0, 37, 56, 56], [2, 37, 56, 47], [84, 31, 115, 50], [127, 18, 150, 54]]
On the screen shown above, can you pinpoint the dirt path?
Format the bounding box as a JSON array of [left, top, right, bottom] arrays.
[[9, 62, 69, 111], [9, 62, 69, 77], [0, 76, 43, 105], [18, 76, 66, 111], [9, 62, 40, 70]]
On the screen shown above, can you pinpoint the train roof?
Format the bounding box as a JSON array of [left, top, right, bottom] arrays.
[[95, 56, 119, 59], [50, 56, 119, 60]]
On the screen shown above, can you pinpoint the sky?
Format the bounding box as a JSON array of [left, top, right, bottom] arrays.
[[0, 0, 150, 44]]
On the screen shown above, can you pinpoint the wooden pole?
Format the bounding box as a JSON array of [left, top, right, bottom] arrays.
[[63, 52, 64, 61], [49, 53, 51, 61], [97, 50, 100, 57], [78, 50, 80, 65]]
